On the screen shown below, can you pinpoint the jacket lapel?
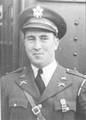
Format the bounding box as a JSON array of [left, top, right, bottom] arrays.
[[39, 65, 72, 103], [15, 67, 40, 99]]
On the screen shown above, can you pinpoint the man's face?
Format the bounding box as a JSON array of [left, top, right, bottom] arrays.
[[24, 29, 59, 68]]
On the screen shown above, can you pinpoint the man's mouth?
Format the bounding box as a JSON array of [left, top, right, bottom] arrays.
[[33, 53, 43, 55]]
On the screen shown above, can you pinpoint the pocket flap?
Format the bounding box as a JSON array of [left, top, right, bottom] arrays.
[[54, 99, 76, 112], [9, 97, 28, 108]]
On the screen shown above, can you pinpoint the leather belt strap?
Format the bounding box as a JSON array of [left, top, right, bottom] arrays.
[[24, 91, 46, 120]]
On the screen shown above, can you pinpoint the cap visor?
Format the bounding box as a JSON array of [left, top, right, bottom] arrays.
[[22, 23, 56, 33]]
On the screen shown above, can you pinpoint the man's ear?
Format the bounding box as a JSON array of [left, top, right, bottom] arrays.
[[54, 37, 59, 50]]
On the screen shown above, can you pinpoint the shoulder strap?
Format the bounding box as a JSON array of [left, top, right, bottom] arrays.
[[66, 68, 86, 79], [66, 68, 86, 96], [5, 67, 24, 75], [24, 91, 46, 120], [78, 79, 86, 96]]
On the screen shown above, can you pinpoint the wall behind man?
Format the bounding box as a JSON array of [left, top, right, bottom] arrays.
[[19, 0, 86, 74], [1, 0, 85, 75], [0, 0, 21, 76]]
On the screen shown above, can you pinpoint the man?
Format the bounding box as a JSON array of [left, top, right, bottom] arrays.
[[1, 5, 86, 120]]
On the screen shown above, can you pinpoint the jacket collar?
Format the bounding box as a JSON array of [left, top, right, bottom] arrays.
[[15, 66, 40, 99], [39, 64, 72, 103], [15, 64, 72, 102]]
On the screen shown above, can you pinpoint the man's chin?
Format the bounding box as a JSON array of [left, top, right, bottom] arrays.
[[34, 55, 44, 59], [31, 60, 45, 68]]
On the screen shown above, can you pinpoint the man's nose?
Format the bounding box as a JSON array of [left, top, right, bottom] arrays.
[[34, 39, 41, 50]]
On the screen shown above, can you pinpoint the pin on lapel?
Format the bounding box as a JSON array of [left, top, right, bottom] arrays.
[[20, 74, 26, 78], [57, 82, 65, 87], [60, 98, 69, 112], [19, 80, 27, 86], [61, 76, 67, 80]]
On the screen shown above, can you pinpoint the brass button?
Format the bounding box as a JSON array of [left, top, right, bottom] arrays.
[[14, 103, 17, 107], [66, 68, 70, 72]]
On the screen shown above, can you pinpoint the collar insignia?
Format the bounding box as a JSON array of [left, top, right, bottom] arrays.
[[61, 77, 67, 80], [57, 82, 65, 87], [33, 6, 43, 18], [19, 80, 27, 86], [20, 74, 26, 78]]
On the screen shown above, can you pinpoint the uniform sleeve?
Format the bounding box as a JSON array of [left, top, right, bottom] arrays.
[[76, 79, 86, 120], [1, 76, 10, 120]]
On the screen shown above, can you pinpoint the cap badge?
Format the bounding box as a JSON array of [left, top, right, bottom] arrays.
[[33, 6, 43, 18]]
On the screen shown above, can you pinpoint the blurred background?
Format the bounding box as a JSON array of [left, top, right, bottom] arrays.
[[0, 0, 86, 76]]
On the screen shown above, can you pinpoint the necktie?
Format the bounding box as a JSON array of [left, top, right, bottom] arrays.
[[35, 69, 45, 94]]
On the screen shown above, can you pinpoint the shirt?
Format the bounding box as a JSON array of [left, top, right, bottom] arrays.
[[31, 60, 57, 87]]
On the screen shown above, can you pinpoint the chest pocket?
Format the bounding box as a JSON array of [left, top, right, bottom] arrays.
[[54, 85, 77, 112], [9, 91, 28, 108]]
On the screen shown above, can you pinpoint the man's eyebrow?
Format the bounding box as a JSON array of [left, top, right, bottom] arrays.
[[40, 35, 48, 37], [25, 35, 35, 39]]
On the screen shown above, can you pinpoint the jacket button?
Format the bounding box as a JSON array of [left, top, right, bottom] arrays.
[[66, 68, 70, 72], [13, 103, 17, 107]]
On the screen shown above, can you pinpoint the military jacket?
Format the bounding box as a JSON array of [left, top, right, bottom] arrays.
[[1, 64, 86, 120]]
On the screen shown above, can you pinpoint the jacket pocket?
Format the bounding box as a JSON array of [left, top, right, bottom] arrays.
[[53, 85, 76, 112], [9, 97, 28, 108], [54, 98, 76, 112]]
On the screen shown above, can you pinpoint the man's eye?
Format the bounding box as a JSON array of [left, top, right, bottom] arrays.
[[40, 36, 48, 41], [25, 36, 35, 41]]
